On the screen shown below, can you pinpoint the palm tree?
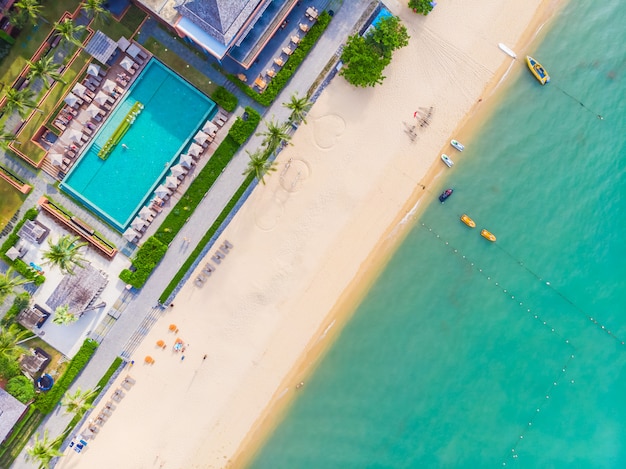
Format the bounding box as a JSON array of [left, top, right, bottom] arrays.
[[0, 130, 17, 149], [82, 0, 112, 24], [242, 149, 278, 185], [14, 0, 42, 24], [0, 267, 32, 305], [53, 18, 85, 48], [61, 386, 99, 415], [52, 305, 78, 326], [41, 235, 88, 275], [256, 118, 292, 154], [0, 325, 30, 359], [283, 93, 313, 125], [25, 430, 64, 469], [3, 88, 39, 118], [27, 56, 66, 89]]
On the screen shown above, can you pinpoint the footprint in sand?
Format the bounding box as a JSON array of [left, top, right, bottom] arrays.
[[254, 197, 284, 231], [312, 114, 346, 150], [279, 158, 310, 192]]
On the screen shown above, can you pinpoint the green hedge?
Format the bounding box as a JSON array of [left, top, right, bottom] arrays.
[[211, 86, 238, 112], [228, 11, 332, 106], [0, 292, 31, 327], [34, 339, 98, 414], [118, 107, 261, 289], [0, 407, 44, 467], [0, 207, 45, 286]]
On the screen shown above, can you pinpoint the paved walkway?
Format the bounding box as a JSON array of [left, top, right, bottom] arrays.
[[9, 2, 373, 467]]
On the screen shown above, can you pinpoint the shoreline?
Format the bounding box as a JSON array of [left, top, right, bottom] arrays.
[[56, 1, 568, 468]]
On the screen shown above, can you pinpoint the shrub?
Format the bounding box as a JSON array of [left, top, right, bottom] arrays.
[[211, 86, 238, 112], [1, 292, 31, 326], [34, 339, 98, 414], [6, 375, 35, 404], [0, 355, 21, 381], [119, 236, 168, 289], [228, 107, 262, 145]]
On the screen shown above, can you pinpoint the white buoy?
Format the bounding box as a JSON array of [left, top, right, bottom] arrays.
[[498, 43, 517, 59]]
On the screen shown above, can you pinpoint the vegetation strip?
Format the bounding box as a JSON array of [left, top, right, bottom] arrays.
[[98, 101, 144, 159]]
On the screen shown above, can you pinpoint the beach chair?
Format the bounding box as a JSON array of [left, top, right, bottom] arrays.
[[125, 375, 136, 385], [211, 255, 221, 265]]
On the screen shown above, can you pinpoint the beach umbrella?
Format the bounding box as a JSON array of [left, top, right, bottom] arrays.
[[144, 356, 154, 364], [65, 128, 83, 143], [154, 184, 171, 198], [170, 164, 187, 177], [179, 153, 194, 168], [85, 103, 103, 118], [123, 227, 139, 242], [94, 91, 110, 106], [138, 206, 154, 220], [131, 217, 146, 230], [48, 153, 63, 166], [168, 324, 178, 332], [72, 83, 87, 97], [193, 130, 209, 145], [165, 176, 179, 189], [102, 79, 116, 94], [87, 63, 101, 77], [202, 120, 218, 134], [120, 56, 135, 72], [188, 143, 203, 157], [156, 340, 165, 348], [64, 93, 80, 107]]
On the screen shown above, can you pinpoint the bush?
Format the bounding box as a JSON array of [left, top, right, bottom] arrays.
[[0, 355, 21, 381], [6, 376, 35, 404], [228, 107, 262, 145], [1, 292, 31, 327], [34, 339, 98, 414], [119, 236, 168, 288], [211, 86, 238, 112]]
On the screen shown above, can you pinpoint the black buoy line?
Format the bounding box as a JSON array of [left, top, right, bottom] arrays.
[[552, 83, 604, 120]]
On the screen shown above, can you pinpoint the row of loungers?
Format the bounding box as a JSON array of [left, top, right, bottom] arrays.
[[195, 240, 233, 287], [86, 375, 135, 437]]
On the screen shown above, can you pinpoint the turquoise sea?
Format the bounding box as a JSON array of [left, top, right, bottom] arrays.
[[249, 1, 626, 468]]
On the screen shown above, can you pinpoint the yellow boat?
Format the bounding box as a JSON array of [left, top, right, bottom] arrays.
[[460, 214, 476, 228], [526, 56, 550, 85], [481, 229, 496, 242]]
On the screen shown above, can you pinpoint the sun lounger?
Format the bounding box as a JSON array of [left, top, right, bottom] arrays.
[[121, 380, 132, 390], [54, 120, 66, 130], [88, 425, 99, 434], [102, 408, 113, 416], [105, 401, 116, 410], [211, 255, 221, 265], [103, 102, 112, 111], [195, 277, 205, 287], [125, 375, 136, 385]]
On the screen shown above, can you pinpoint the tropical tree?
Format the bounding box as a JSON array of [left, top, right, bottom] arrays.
[[14, 0, 42, 24], [61, 386, 99, 415], [52, 304, 78, 326], [53, 18, 85, 48], [256, 118, 292, 154], [3, 88, 40, 118], [27, 56, 66, 89], [41, 234, 88, 275], [0, 324, 30, 359], [0, 130, 17, 149], [82, 0, 112, 24], [242, 149, 277, 185], [367, 15, 410, 59], [340, 34, 389, 88], [0, 267, 32, 305], [25, 430, 64, 469], [283, 93, 313, 125], [408, 0, 435, 16]]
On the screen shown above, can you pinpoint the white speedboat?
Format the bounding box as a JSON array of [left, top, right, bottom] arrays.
[[451, 139, 465, 151], [441, 154, 454, 167]]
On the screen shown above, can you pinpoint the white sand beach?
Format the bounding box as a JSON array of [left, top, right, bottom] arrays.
[[57, 0, 563, 467]]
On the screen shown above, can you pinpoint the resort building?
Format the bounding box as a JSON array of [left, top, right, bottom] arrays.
[[132, 0, 299, 69]]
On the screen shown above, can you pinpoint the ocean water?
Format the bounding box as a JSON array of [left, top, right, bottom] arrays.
[[249, 1, 626, 467]]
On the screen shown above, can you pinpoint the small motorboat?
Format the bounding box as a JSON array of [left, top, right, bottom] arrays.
[[439, 188, 453, 202], [451, 139, 465, 152], [460, 214, 476, 228], [481, 229, 496, 242], [498, 43, 517, 59], [441, 154, 454, 167], [526, 56, 550, 85]]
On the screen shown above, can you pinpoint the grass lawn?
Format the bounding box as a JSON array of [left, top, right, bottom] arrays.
[[143, 37, 217, 97], [0, 176, 27, 230]]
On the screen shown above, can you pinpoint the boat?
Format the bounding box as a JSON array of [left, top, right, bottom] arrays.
[[525, 56, 550, 85], [441, 154, 454, 167], [498, 43, 517, 59], [481, 229, 496, 242], [451, 139, 465, 152], [439, 188, 453, 202], [460, 214, 476, 228]]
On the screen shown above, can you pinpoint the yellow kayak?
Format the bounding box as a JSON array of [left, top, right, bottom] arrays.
[[481, 229, 496, 242], [460, 214, 476, 228]]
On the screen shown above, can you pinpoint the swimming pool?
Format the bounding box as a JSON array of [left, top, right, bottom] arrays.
[[60, 59, 216, 231]]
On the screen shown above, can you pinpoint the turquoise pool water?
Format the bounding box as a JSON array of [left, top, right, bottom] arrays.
[[60, 59, 216, 231]]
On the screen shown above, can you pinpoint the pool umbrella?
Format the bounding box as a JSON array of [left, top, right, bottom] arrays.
[[64, 93, 80, 107], [179, 154, 194, 168], [155, 184, 171, 198], [102, 79, 116, 94], [139, 206, 154, 220], [165, 176, 179, 189], [123, 227, 140, 242], [202, 120, 218, 134], [94, 91, 111, 105], [170, 164, 187, 177], [85, 103, 103, 118], [120, 56, 135, 72], [131, 217, 146, 230], [48, 153, 63, 166], [193, 130, 209, 145], [72, 83, 87, 97], [188, 143, 203, 157], [65, 128, 83, 143], [87, 63, 101, 77]]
